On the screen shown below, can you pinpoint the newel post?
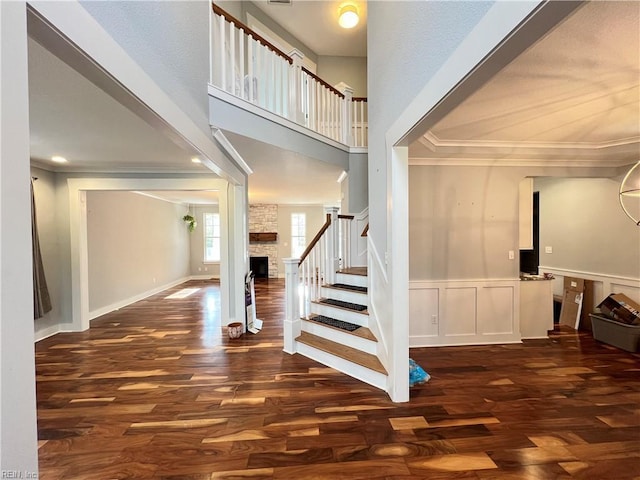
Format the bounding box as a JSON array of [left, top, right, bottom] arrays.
[[288, 49, 306, 125], [335, 82, 354, 146], [283, 258, 301, 354], [325, 206, 340, 285]]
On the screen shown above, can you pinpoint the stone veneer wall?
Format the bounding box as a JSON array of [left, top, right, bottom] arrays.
[[249, 204, 278, 278]]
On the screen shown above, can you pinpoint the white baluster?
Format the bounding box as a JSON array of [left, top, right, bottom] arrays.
[[247, 37, 254, 103], [229, 22, 235, 94], [360, 100, 365, 146], [238, 27, 245, 100], [283, 258, 300, 354], [218, 15, 226, 92]]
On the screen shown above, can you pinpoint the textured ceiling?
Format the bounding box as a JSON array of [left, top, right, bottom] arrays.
[[411, 1, 640, 166]]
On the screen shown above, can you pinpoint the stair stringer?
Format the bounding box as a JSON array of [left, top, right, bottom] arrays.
[[366, 239, 391, 394], [296, 341, 388, 391]]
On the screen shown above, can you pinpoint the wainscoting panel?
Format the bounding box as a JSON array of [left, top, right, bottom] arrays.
[[409, 279, 520, 347], [408, 288, 439, 338], [442, 287, 477, 337], [478, 285, 515, 335]]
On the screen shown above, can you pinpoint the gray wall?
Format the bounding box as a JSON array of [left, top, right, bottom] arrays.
[[189, 204, 222, 278], [31, 167, 66, 338], [80, 0, 212, 138], [317, 56, 367, 97], [409, 165, 520, 280], [87, 191, 190, 312], [536, 176, 640, 279], [368, 1, 495, 260], [242, 2, 318, 64]]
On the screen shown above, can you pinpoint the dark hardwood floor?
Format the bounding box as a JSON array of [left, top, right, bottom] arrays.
[[36, 279, 640, 479]]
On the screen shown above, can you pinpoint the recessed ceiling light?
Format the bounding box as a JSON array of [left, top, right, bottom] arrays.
[[51, 156, 68, 163], [191, 157, 202, 164]]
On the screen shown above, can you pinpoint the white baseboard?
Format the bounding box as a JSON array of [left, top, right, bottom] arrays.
[[89, 276, 199, 321], [190, 274, 220, 280], [35, 324, 70, 342]]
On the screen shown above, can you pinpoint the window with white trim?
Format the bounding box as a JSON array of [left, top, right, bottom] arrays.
[[204, 213, 220, 262], [291, 213, 306, 258]]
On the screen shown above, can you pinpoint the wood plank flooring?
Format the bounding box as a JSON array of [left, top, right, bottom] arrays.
[[36, 279, 640, 479]]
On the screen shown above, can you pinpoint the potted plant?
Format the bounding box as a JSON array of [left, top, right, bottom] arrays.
[[182, 214, 197, 232]]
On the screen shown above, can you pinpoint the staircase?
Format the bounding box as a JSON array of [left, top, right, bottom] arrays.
[[295, 266, 388, 390]]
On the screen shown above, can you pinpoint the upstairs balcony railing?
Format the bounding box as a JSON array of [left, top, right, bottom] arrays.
[[210, 4, 368, 148]]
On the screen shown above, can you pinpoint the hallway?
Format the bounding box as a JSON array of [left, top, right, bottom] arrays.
[[35, 279, 640, 479]]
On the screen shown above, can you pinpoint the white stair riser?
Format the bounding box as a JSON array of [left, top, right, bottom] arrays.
[[335, 273, 367, 288], [310, 303, 369, 327], [301, 320, 377, 355], [296, 342, 387, 390], [321, 287, 368, 305]]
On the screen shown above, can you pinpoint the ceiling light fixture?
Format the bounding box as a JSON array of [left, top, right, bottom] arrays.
[[191, 157, 202, 164], [51, 155, 68, 163], [619, 161, 640, 226], [338, 4, 359, 29]]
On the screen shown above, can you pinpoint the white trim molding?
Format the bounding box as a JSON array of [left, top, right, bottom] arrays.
[[409, 278, 521, 347], [539, 266, 640, 305]]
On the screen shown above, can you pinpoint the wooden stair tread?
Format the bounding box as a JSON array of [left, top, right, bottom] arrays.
[[296, 332, 387, 375], [304, 315, 377, 341], [337, 267, 367, 276]]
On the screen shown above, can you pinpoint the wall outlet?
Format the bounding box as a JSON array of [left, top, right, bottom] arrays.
[[431, 314, 437, 325], [204, 267, 208, 271], [198, 267, 202, 272], [508, 250, 515, 260], [545, 246, 553, 254], [152, 277, 156, 284]]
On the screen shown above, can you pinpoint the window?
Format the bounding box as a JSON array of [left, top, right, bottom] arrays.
[[291, 213, 306, 258], [203, 213, 220, 262]]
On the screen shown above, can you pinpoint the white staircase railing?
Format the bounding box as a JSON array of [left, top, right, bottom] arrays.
[[211, 4, 368, 147], [283, 207, 339, 353]]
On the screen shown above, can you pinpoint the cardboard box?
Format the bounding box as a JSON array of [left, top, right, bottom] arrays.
[[559, 277, 584, 329], [597, 293, 640, 326], [590, 314, 640, 352]]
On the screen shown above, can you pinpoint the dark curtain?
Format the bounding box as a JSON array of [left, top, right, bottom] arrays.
[[32, 178, 52, 319]]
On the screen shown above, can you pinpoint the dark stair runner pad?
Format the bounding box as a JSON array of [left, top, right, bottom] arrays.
[[319, 298, 367, 311], [331, 283, 367, 293], [310, 315, 360, 332]]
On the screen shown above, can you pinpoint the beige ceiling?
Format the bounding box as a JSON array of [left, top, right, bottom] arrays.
[[251, 0, 367, 57], [410, 1, 640, 166], [28, 38, 209, 174]]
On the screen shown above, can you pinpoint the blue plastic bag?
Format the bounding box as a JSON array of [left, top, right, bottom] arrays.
[[409, 358, 430, 386]]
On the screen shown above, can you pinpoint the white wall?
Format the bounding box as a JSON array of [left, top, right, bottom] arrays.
[[190, 204, 221, 278], [277, 205, 326, 273], [317, 56, 367, 97], [86, 191, 190, 314], [1, 0, 39, 471]]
